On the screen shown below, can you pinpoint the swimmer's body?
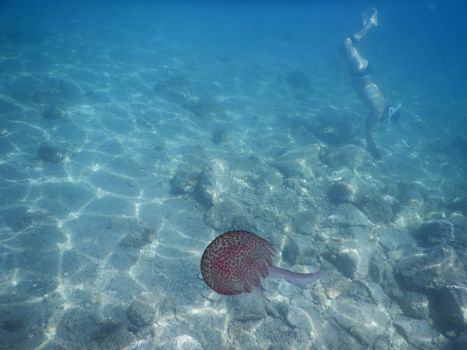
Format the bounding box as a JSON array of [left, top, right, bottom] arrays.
[[340, 8, 401, 159]]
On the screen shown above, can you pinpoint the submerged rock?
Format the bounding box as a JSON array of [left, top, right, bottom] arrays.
[[395, 181, 425, 210], [118, 225, 156, 248], [327, 181, 355, 205], [447, 197, 467, 216], [285, 70, 311, 90], [42, 104, 63, 120], [327, 241, 374, 279], [230, 293, 267, 322], [330, 299, 391, 347], [399, 291, 430, 320], [196, 159, 228, 207], [369, 255, 403, 300], [329, 203, 371, 228], [354, 188, 395, 224], [313, 114, 354, 147], [211, 128, 229, 144], [127, 299, 157, 329], [153, 76, 190, 104], [182, 97, 219, 119], [204, 199, 253, 232], [395, 245, 466, 293], [393, 316, 447, 350], [36, 142, 65, 163], [272, 149, 316, 179], [455, 329, 467, 350], [170, 167, 200, 195], [321, 144, 366, 170], [413, 220, 455, 247], [436, 285, 467, 328], [292, 210, 318, 235], [254, 170, 283, 195], [451, 215, 467, 250]]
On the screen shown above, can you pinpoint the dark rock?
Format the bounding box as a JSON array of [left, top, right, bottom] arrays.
[[153, 76, 190, 104], [292, 210, 318, 235], [216, 53, 233, 63], [32, 78, 82, 105], [246, 206, 282, 235], [42, 105, 63, 120], [399, 292, 430, 319], [355, 189, 394, 224], [90, 321, 134, 349], [286, 147, 320, 174], [330, 300, 391, 347], [395, 246, 466, 292], [327, 241, 374, 279], [254, 170, 283, 194], [447, 197, 467, 216], [321, 145, 366, 170], [0, 302, 54, 349], [282, 237, 299, 265], [105, 275, 143, 300], [170, 168, 200, 195], [393, 316, 447, 350], [369, 256, 403, 299], [107, 248, 138, 271], [36, 142, 65, 163], [455, 328, 467, 350], [182, 97, 219, 118], [285, 70, 311, 90], [313, 114, 354, 147], [413, 220, 455, 247], [204, 199, 253, 232], [119, 225, 156, 248], [268, 189, 300, 214], [395, 181, 425, 209], [327, 181, 355, 205], [230, 294, 267, 322], [195, 159, 228, 207], [451, 215, 467, 249], [330, 203, 371, 228], [272, 149, 315, 179], [57, 308, 101, 344], [377, 226, 414, 257], [0, 206, 51, 232], [436, 285, 467, 328], [127, 300, 157, 329], [273, 159, 305, 179], [211, 128, 229, 144]]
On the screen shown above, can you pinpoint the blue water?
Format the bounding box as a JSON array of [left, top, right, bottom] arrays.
[[1, 1, 467, 349]]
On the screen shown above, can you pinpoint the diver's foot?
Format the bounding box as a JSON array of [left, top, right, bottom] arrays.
[[381, 103, 402, 124], [361, 11, 369, 26], [361, 8, 378, 28], [389, 103, 402, 123], [368, 8, 378, 27]]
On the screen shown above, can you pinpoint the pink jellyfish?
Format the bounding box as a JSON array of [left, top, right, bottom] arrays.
[[201, 230, 320, 295]]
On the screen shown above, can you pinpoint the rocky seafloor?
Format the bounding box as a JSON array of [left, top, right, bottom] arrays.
[[1, 3, 467, 350]]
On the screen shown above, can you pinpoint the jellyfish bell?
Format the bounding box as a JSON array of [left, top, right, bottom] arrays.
[[200, 230, 320, 295]]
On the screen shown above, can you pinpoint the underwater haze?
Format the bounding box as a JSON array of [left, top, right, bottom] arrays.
[[1, 0, 467, 349]]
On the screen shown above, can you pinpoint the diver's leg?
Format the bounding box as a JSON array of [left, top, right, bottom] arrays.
[[365, 115, 381, 159], [340, 37, 369, 73], [352, 8, 378, 42], [355, 76, 386, 159], [340, 9, 377, 75]]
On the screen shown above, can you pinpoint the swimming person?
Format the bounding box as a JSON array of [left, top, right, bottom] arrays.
[[340, 8, 401, 159]]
